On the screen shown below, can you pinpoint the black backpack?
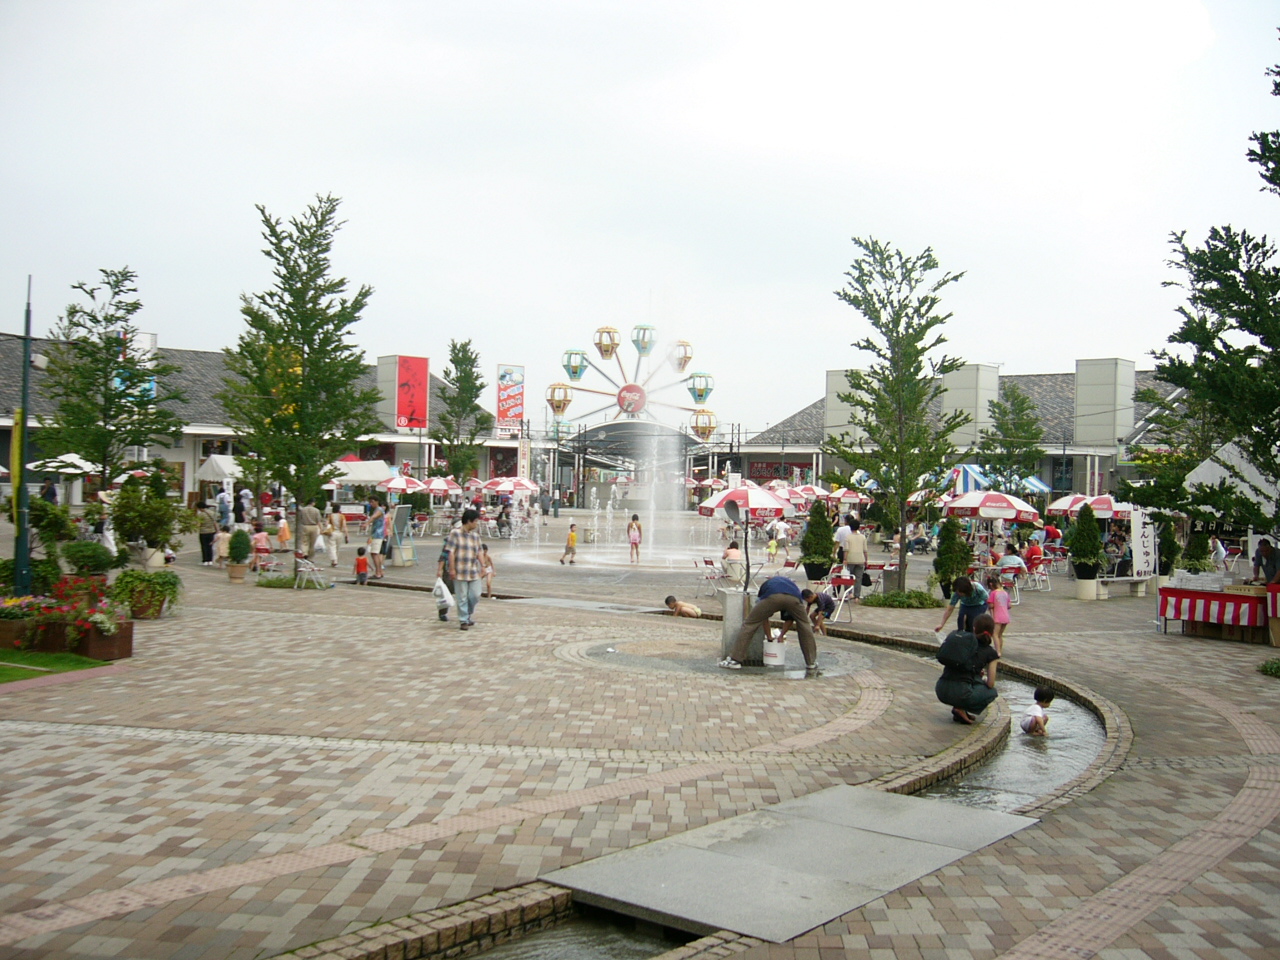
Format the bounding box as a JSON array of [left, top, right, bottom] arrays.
[[936, 629, 978, 669]]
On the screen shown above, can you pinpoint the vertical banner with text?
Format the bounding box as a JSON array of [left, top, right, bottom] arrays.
[[496, 364, 525, 438], [396, 356, 429, 429]]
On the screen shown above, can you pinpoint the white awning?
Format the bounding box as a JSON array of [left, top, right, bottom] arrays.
[[195, 454, 243, 482], [327, 460, 396, 484]]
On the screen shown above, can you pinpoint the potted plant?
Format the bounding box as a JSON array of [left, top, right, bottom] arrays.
[[1156, 527, 1181, 586], [227, 529, 252, 584], [110, 469, 198, 567], [109, 568, 183, 619], [24, 576, 132, 659], [799, 500, 835, 581], [932, 517, 972, 599], [1066, 503, 1106, 600], [60, 540, 129, 579]]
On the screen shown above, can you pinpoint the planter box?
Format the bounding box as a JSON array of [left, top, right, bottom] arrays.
[[28, 622, 134, 660], [0, 620, 30, 649]]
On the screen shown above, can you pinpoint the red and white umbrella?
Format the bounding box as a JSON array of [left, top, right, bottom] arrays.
[[683, 477, 700, 488], [784, 487, 809, 506], [379, 475, 429, 494], [482, 476, 540, 494], [765, 479, 789, 491], [1045, 494, 1088, 517], [463, 477, 485, 491], [830, 487, 874, 506], [698, 486, 795, 519], [700, 478, 727, 490], [907, 488, 953, 507], [1082, 495, 1133, 520], [111, 468, 152, 486], [422, 476, 463, 495], [943, 491, 1040, 523], [792, 484, 828, 501]]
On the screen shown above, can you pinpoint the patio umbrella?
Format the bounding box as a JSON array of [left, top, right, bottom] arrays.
[[463, 477, 484, 491], [378, 475, 429, 494], [111, 468, 152, 485], [698, 486, 795, 519], [1083, 495, 1133, 520], [830, 487, 874, 506], [1045, 494, 1088, 517], [422, 476, 463, 495], [792, 484, 827, 501], [943, 491, 1040, 523], [765, 479, 789, 491], [683, 477, 700, 488], [699, 478, 726, 490], [482, 476, 540, 494]]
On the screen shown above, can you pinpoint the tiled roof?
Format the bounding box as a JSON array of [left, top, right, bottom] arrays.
[[0, 337, 488, 435], [751, 398, 825, 445]]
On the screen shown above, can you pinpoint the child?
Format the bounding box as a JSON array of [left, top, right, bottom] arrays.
[[766, 536, 778, 562], [353, 546, 369, 585], [250, 523, 272, 572], [801, 588, 836, 636], [480, 544, 495, 598], [559, 524, 577, 564], [1021, 686, 1055, 736], [665, 595, 702, 618], [985, 574, 1011, 655], [212, 525, 232, 568], [276, 514, 291, 554]]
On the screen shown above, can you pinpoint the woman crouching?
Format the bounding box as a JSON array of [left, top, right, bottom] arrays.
[[935, 613, 1000, 725]]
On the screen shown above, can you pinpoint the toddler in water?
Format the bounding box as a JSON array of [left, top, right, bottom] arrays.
[[985, 573, 1011, 655], [665, 596, 702, 618], [1021, 686, 1055, 736]]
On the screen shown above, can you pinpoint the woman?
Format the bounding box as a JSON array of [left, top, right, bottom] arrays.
[[196, 499, 219, 565], [935, 613, 1000, 724], [721, 540, 746, 585], [934, 575, 989, 634], [367, 496, 387, 579], [627, 514, 643, 563], [321, 511, 340, 568], [328, 503, 349, 566]]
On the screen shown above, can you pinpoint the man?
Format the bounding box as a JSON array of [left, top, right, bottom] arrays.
[[447, 509, 484, 630], [719, 575, 820, 675], [842, 519, 870, 601], [215, 486, 232, 527], [1251, 538, 1279, 584], [1043, 522, 1062, 546], [297, 498, 323, 558], [39, 476, 58, 504]]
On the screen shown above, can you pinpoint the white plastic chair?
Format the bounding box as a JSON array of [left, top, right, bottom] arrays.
[[294, 556, 328, 590]]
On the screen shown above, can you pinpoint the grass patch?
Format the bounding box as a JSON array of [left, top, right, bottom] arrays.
[[255, 574, 329, 589], [0, 648, 105, 684], [859, 590, 944, 609], [1260, 658, 1280, 679]]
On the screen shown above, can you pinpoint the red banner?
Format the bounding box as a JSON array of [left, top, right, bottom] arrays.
[[496, 364, 525, 421], [396, 356, 429, 429]]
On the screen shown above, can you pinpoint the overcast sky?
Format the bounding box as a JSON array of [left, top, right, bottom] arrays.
[[2, 1, 1278, 436]]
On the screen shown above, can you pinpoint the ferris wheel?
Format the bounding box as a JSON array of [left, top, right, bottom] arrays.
[[545, 325, 718, 442]]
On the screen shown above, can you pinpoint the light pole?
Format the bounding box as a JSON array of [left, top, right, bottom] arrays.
[[12, 277, 34, 595]]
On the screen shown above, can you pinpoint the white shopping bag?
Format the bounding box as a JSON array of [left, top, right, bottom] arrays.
[[433, 576, 456, 608]]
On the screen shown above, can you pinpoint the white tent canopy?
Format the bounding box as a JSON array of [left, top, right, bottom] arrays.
[[327, 460, 396, 485], [1185, 443, 1279, 516], [195, 454, 243, 482], [28, 454, 96, 474]]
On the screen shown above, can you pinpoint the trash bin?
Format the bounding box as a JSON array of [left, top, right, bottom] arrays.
[[583, 528, 597, 544]]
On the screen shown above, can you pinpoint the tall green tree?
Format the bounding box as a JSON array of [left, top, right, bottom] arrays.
[[821, 237, 970, 593], [218, 195, 382, 508], [975, 382, 1045, 493], [1149, 41, 1280, 527], [39, 267, 187, 486], [430, 339, 494, 479]]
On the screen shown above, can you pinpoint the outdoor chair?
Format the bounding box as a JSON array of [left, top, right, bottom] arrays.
[[1025, 557, 1051, 592], [999, 569, 1021, 605], [294, 556, 328, 590]]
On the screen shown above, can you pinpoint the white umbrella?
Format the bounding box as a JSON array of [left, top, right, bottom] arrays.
[[1046, 494, 1088, 517], [792, 484, 828, 501], [943, 491, 1040, 523], [379, 476, 430, 494], [29, 454, 96, 474], [698, 486, 795, 519], [699, 478, 726, 490], [1082, 495, 1133, 520], [482, 476, 540, 494], [422, 476, 463, 495]]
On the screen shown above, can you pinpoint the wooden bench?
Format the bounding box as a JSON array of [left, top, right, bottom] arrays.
[[1096, 575, 1151, 599]]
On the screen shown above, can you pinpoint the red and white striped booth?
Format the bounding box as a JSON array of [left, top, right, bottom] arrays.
[[1158, 588, 1267, 627]]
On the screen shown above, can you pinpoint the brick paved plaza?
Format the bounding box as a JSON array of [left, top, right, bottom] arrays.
[[2, 513, 1279, 959]]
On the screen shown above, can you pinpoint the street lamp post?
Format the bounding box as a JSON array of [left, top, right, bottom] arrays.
[[12, 277, 34, 595]]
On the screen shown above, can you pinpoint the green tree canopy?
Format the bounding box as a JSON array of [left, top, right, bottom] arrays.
[[1147, 40, 1280, 528], [218, 195, 382, 507], [821, 237, 970, 593], [430, 339, 494, 479], [39, 267, 187, 485], [975, 382, 1045, 493]]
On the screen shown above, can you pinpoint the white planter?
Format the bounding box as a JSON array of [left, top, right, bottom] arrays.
[[1075, 578, 1098, 601], [143, 546, 167, 569], [1156, 575, 1170, 590]]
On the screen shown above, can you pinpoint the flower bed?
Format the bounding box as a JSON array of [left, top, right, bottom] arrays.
[[9, 578, 131, 658]]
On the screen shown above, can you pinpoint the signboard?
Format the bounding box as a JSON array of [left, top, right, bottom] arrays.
[[747, 461, 809, 481], [496, 364, 525, 437], [396, 356, 429, 429], [1132, 507, 1157, 579]]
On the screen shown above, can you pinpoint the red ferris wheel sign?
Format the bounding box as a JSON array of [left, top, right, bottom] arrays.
[[616, 383, 647, 414]]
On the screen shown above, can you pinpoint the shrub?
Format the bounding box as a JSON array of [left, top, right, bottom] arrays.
[[932, 518, 971, 592], [256, 574, 327, 589], [61, 540, 127, 577], [1259, 658, 1280, 679], [1066, 503, 1105, 575], [108, 569, 183, 611], [799, 500, 835, 564], [860, 590, 944, 609], [228, 529, 253, 564], [1179, 531, 1216, 573], [1157, 528, 1182, 576], [0, 558, 63, 596]]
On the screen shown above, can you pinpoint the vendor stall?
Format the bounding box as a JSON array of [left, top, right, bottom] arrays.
[[1158, 577, 1275, 644]]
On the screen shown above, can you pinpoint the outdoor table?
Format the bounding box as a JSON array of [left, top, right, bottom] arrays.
[[1158, 586, 1270, 643]]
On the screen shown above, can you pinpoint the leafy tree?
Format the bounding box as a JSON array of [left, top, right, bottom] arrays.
[[821, 237, 971, 593], [975, 382, 1045, 492], [39, 268, 187, 486], [1148, 41, 1280, 528], [219, 195, 382, 509], [430, 339, 494, 479]]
